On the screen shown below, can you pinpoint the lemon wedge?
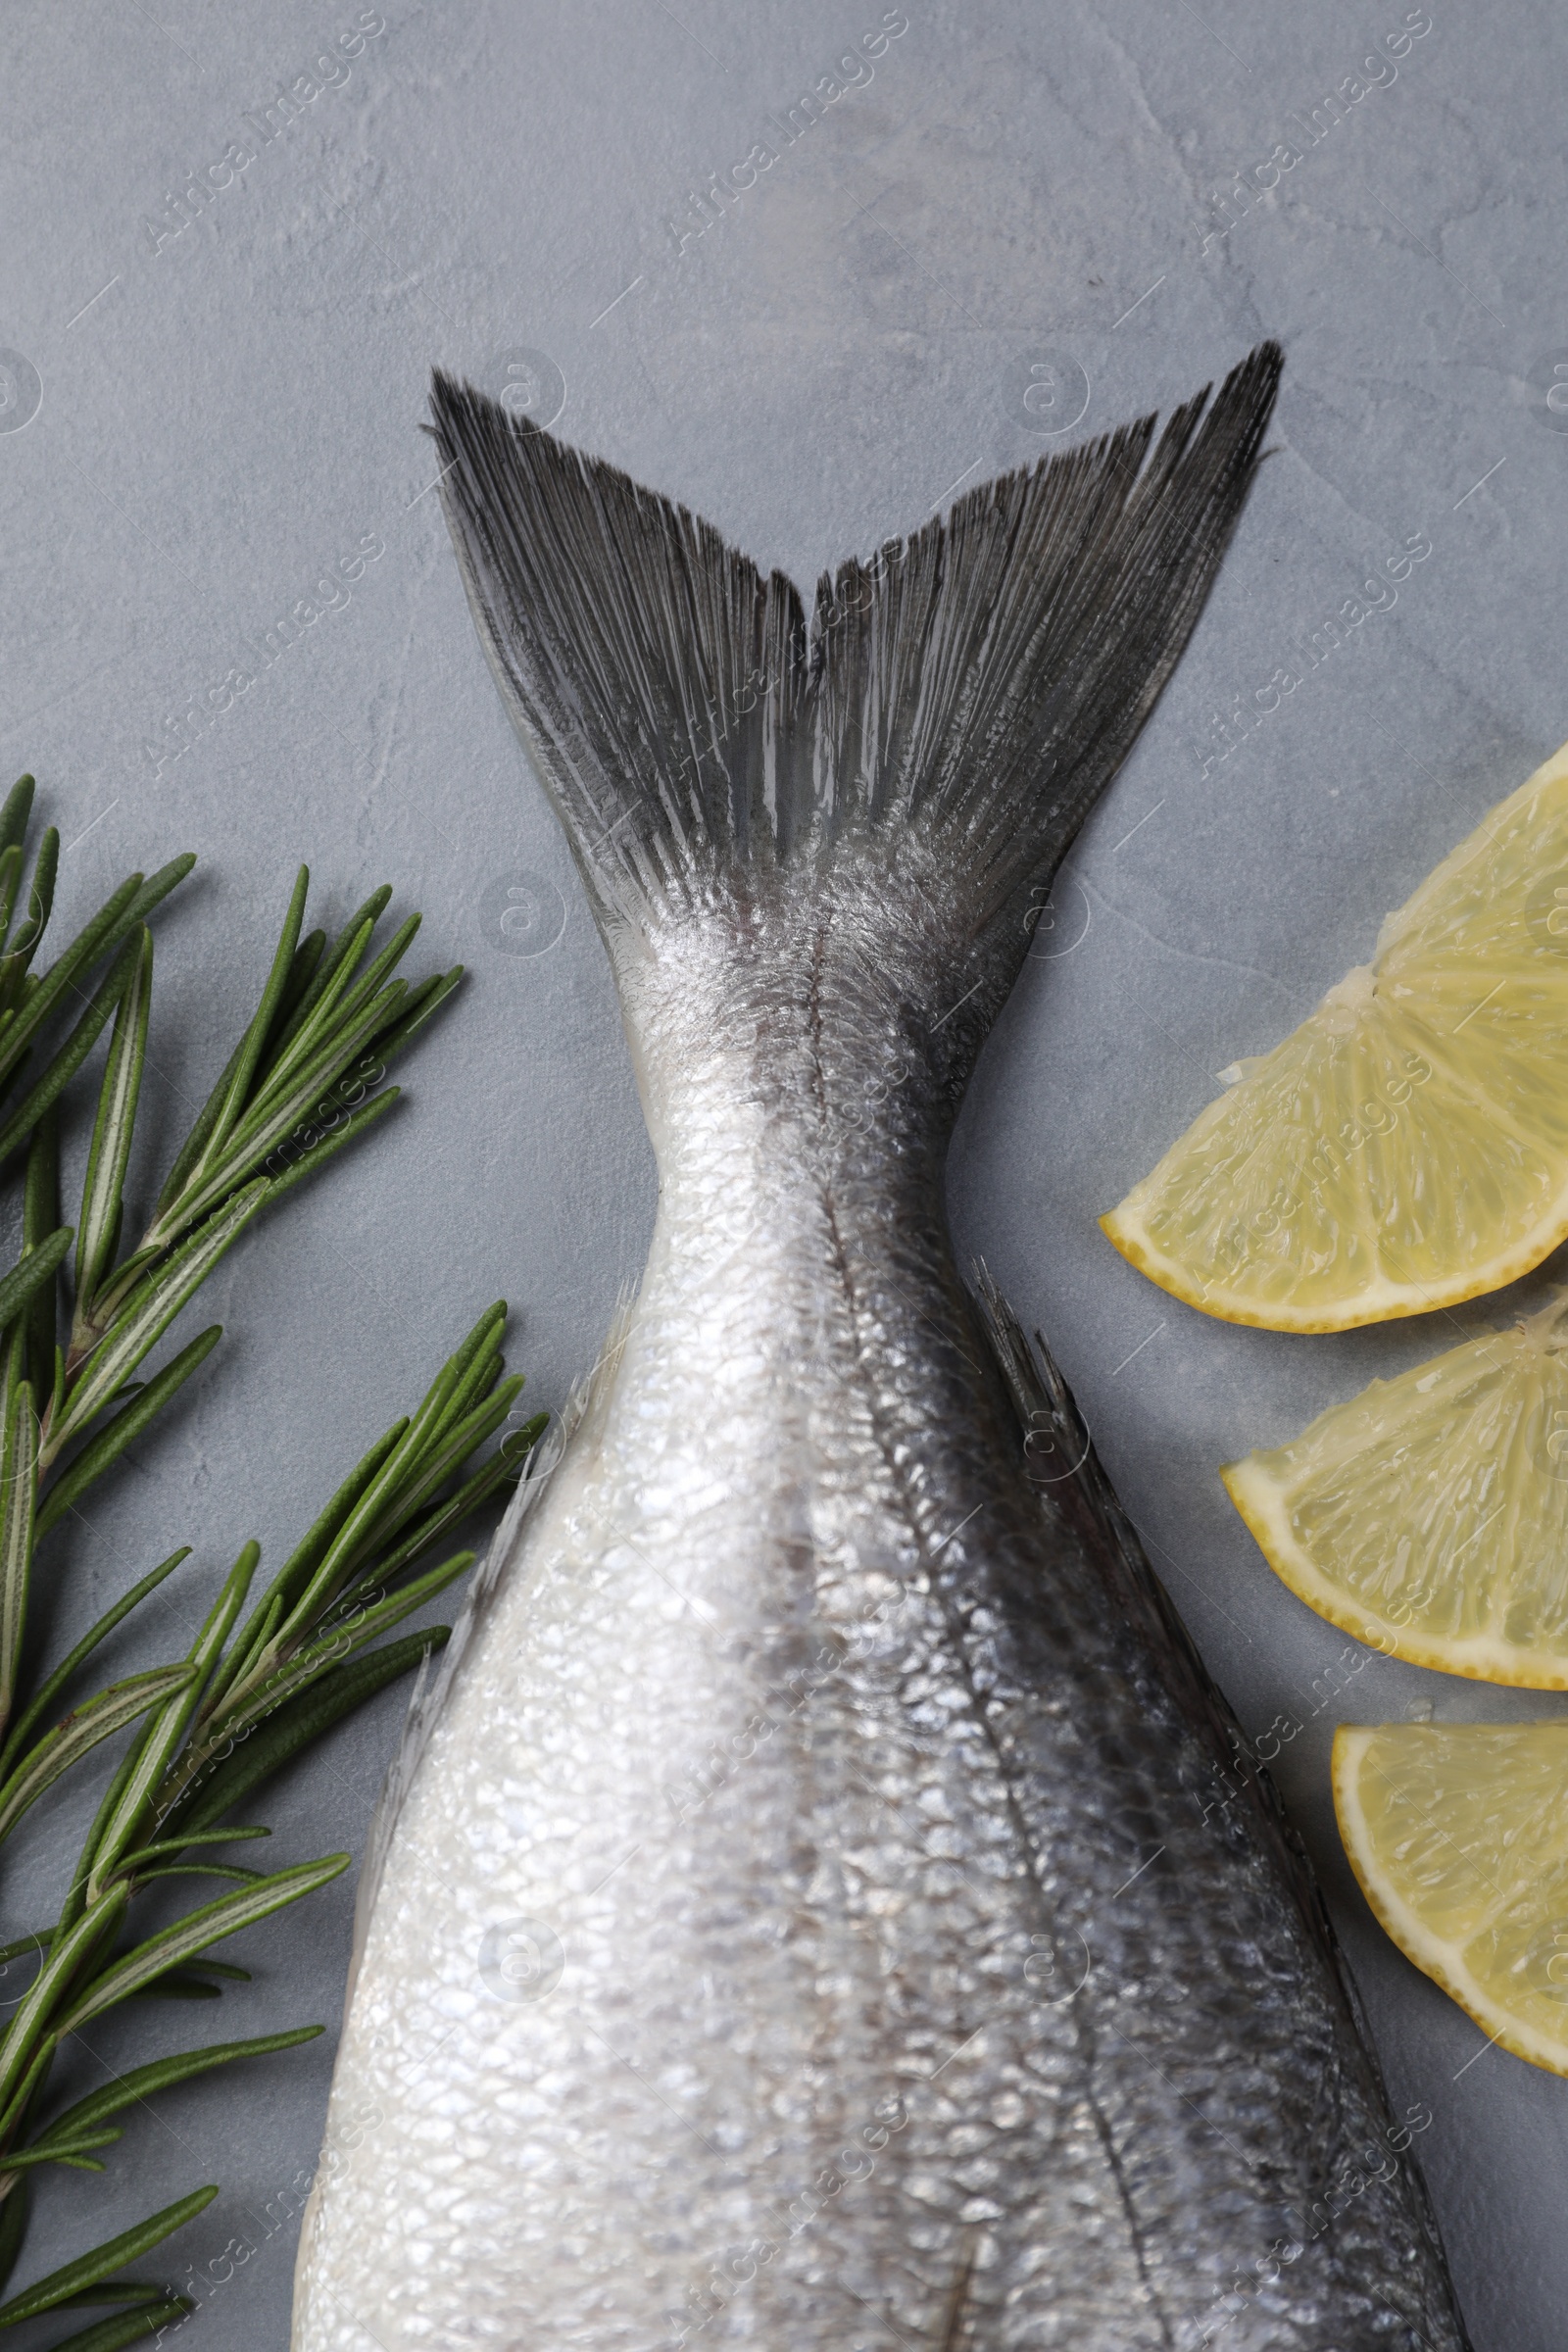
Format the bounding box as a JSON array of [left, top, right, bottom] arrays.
[[1223, 1297, 1568, 1686], [1334, 1721, 1568, 2076], [1102, 736, 1568, 1330]]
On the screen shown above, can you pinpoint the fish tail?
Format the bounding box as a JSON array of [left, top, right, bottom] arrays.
[[427, 347, 1280, 1076]]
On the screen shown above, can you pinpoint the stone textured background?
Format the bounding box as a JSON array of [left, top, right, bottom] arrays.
[[0, 1, 1562, 2342]]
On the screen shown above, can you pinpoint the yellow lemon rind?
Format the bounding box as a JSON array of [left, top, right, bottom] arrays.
[[1333, 1725, 1568, 2079], [1220, 1456, 1568, 1691], [1100, 1194, 1568, 1336]]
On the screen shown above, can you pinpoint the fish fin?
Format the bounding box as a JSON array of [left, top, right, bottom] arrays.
[[971, 1266, 1474, 2344], [427, 347, 1280, 983], [558, 1284, 639, 1446], [935, 2230, 981, 2352], [343, 1288, 641, 2003], [429, 370, 808, 936], [972, 1266, 1413, 2047], [970, 1262, 1227, 1702], [972, 1261, 1288, 1777]]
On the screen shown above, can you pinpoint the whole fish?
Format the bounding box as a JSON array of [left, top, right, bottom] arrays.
[[293, 344, 1470, 2351]]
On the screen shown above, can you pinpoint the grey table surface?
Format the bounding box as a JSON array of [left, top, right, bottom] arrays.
[[1, 0, 1563, 2343]]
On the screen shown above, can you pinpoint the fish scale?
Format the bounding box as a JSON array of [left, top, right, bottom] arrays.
[[293, 345, 1470, 2349]]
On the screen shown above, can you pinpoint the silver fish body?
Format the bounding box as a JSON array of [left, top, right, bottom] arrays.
[[293, 350, 1469, 2350]]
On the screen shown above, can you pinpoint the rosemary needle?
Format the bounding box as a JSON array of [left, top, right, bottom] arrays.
[[0, 780, 530, 2343]]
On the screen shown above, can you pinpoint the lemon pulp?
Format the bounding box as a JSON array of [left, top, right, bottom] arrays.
[[1102, 737, 1568, 1331], [1224, 1296, 1568, 1686], [1335, 1721, 1568, 2076]]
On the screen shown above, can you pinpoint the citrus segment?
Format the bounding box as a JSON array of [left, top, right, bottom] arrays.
[[1102, 737, 1568, 1330], [1334, 1721, 1568, 2077], [1223, 1297, 1568, 1687]]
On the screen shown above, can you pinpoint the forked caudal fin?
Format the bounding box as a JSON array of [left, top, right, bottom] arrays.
[[428, 346, 1281, 1052]]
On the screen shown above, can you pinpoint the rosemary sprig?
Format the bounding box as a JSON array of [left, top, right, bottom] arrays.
[[59, 861, 462, 1391], [0, 778, 531, 2343], [0, 776, 193, 1161]]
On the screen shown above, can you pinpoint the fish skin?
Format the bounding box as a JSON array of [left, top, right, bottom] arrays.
[[292, 353, 1470, 2350], [294, 869, 1466, 2351]]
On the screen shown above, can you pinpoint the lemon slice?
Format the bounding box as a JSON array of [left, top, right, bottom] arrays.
[[1102, 736, 1568, 1330], [1334, 1721, 1568, 2075], [1223, 1297, 1568, 1686]]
